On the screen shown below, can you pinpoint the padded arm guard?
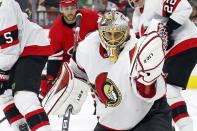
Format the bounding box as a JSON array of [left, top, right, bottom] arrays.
[[42, 62, 89, 116]]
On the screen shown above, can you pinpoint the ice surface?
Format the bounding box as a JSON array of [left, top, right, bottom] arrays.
[[0, 89, 197, 131]]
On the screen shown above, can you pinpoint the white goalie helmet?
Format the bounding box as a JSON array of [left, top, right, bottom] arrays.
[[98, 9, 130, 62]]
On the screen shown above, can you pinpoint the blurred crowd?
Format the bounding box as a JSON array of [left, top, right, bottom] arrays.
[[17, 0, 197, 27]]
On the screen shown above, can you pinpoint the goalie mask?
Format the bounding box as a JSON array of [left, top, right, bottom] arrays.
[[98, 9, 129, 62]]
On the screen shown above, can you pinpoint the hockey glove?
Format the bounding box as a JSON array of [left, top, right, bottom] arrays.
[[131, 20, 166, 98], [40, 75, 56, 99], [135, 31, 165, 86], [0, 70, 9, 95]]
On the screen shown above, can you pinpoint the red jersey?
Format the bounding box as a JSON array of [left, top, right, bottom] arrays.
[[49, 9, 99, 62]]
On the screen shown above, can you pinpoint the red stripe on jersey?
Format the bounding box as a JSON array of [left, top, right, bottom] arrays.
[[98, 123, 126, 131], [141, 25, 145, 36], [3, 104, 15, 113], [165, 38, 197, 59], [170, 101, 186, 109], [173, 0, 181, 12], [9, 114, 24, 124], [129, 46, 136, 63], [31, 121, 50, 131], [162, 1, 167, 17], [99, 44, 108, 58], [0, 40, 19, 49], [20, 45, 54, 57], [25, 108, 45, 119], [0, 25, 18, 35], [174, 113, 189, 123]]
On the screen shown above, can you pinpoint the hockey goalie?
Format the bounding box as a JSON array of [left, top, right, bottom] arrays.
[[42, 9, 172, 131]]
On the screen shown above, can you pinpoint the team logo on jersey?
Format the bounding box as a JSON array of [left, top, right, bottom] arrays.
[[93, 72, 122, 107], [164, 73, 168, 78]]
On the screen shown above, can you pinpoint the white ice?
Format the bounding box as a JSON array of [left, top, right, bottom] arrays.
[[0, 89, 197, 131]]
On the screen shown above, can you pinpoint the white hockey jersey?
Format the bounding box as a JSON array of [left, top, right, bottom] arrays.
[[69, 31, 166, 130], [0, 0, 53, 71], [132, 0, 197, 58]]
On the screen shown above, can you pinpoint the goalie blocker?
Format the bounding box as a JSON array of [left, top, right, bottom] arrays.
[[42, 62, 89, 116]]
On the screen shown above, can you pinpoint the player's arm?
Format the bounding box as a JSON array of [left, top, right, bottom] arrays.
[[0, 1, 21, 95], [163, 0, 192, 25], [162, 0, 192, 49]]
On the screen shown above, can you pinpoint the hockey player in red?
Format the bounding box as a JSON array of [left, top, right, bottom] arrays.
[[0, 0, 54, 130], [40, 0, 99, 98], [128, 0, 197, 131], [42, 9, 173, 131]]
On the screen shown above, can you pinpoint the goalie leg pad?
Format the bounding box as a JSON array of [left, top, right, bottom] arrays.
[[42, 62, 89, 116]]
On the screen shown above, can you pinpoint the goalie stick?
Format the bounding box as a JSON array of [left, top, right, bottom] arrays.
[[0, 117, 6, 123], [73, 13, 82, 52], [61, 13, 82, 131]]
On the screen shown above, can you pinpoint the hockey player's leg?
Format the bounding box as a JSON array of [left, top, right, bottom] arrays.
[[131, 97, 172, 131], [0, 89, 27, 131], [166, 84, 193, 131], [163, 47, 197, 131], [10, 55, 52, 131], [14, 91, 51, 131]]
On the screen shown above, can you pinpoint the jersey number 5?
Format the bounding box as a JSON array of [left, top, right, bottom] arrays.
[[4, 32, 13, 44]]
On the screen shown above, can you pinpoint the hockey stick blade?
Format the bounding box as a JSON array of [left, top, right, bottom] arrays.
[[62, 104, 73, 131]]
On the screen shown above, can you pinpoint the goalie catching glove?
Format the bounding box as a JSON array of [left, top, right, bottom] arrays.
[[42, 62, 89, 116], [131, 19, 167, 86], [130, 19, 167, 99]]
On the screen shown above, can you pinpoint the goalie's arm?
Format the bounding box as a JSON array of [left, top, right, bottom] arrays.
[[130, 20, 167, 102]]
